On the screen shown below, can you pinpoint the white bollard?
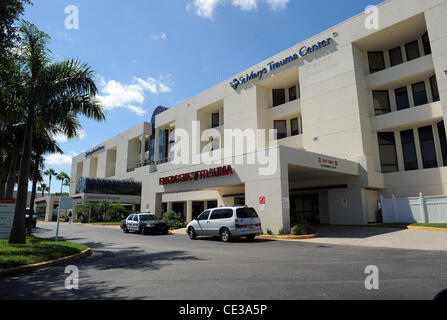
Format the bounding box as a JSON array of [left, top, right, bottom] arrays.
[[419, 192, 427, 223]]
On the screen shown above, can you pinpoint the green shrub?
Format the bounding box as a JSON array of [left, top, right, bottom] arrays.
[[291, 216, 315, 235], [265, 228, 273, 235], [162, 210, 187, 230], [278, 227, 285, 235]]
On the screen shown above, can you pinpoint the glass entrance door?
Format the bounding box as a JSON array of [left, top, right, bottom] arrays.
[[290, 194, 320, 225]]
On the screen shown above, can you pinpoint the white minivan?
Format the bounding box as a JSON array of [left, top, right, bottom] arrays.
[[186, 206, 262, 242]]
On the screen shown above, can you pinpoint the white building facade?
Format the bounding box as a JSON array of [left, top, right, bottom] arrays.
[[71, 0, 447, 233]]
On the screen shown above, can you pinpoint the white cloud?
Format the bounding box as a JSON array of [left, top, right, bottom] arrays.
[[188, 0, 224, 19], [44, 152, 77, 168], [232, 0, 257, 11], [187, 0, 288, 19], [96, 75, 173, 116], [53, 129, 86, 143], [150, 32, 167, 40], [127, 105, 147, 116], [265, 0, 289, 10]]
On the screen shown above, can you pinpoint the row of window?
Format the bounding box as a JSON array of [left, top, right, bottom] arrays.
[[368, 32, 431, 74], [373, 75, 439, 116], [273, 117, 302, 140], [273, 85, 300, 108], [378, 121, 447, 173]]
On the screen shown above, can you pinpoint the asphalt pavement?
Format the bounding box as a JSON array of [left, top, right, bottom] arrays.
[[1, 222, 446, 300]]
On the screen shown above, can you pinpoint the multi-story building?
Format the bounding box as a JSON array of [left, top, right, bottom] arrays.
[[70, 0, 447, 233]]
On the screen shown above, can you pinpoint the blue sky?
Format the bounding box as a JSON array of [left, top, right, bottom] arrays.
[[21, 0, 383, 193]]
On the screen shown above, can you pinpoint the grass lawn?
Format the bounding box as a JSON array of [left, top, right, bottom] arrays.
[[409, 223, 447, 229], [0, 237, 88, 269]]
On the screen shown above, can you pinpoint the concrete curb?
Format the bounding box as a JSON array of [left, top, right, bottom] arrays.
[[0, 248, 92, 276], [256, 234, 319, 240], [406, 226, 447, 233], [169, 229, 319, 240]]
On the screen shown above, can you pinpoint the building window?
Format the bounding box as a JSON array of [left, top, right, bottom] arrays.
[[149, 138, 155, 163], [437, 121, 447, 167], [372, 90, 391, 116], [389, 47, 403, 67], [158, 129, 169, 164], [400, 130, 418, 171], [430, 75, 440, 102], [378, 132, 399, 173], [274, 120, 287, 140], [412, 81, 428, 106], [405, 40, 420, 61], [211, 113, 220, 128], [368, 51, 385, 73], [291, 118, 299, 136], [289, 86, 297, 102], [395, 87, 410, 111], [422, 32, 431, 55], [418, 125, 438, 169], [272, 89, 286, 107]]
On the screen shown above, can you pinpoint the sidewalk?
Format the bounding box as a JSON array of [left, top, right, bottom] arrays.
[[299, 226, 447, 251]]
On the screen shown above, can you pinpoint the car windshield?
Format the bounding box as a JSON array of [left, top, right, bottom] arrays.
[[236, 207, 258, 218], [139, 215, 157, 221]]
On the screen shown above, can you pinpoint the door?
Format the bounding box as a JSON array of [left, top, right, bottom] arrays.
[[195, 210, 211, 236], [208, 208, 233, 236], [290, 194, 320, 225], [192, 201, 205, 220]]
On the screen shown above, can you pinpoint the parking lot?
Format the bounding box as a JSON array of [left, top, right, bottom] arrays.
[[1, 222, 447, 300]]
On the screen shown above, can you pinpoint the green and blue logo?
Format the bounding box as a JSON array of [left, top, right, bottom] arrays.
[[230, 79, 240, 90]]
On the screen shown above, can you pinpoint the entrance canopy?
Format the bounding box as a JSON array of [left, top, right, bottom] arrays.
[[280, 146, 360, 181]]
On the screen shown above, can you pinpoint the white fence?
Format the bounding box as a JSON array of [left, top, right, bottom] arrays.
[[380, 193, 447, 224]]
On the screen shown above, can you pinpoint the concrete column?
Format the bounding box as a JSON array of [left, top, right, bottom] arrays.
[[407, 84, 415, 108], [413, 128, 424, 169], [394, 131, 405, 172], [389, 89, 397, 112], [186, 200, 193, 222], [401, 44, 407, 62], [432, 123, 443, 167], [167, 202, 173, 212], [425, 79, 434, 104]]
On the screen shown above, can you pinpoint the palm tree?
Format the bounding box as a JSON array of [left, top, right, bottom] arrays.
[[57, 171, 70, 194], [37, 183, 49, 197], [44, 168, 57, 195], [8, 21, 105, 244]]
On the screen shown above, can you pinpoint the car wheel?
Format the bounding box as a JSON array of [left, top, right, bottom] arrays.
[[163, 228, 170, 235], [246, 235, 256, 242], [220, 228, 232, 242], [123, 226, 129, 233], [188, 227, 197, 240]]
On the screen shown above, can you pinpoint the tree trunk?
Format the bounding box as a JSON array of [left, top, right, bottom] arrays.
[[9, 112, 34, 244], [5, 153, 18, 198], [27, 156, 40, 236], [0, 182, 5, 199]]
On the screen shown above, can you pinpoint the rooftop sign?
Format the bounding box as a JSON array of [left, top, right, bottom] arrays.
[[230, 37, 332, 90], [85, 145, 105, 158]]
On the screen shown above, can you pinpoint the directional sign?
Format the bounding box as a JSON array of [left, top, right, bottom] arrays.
[[0, 199, 15, 239]]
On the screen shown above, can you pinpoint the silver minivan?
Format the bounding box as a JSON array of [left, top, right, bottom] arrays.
[[186, 206, 262, 242]]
